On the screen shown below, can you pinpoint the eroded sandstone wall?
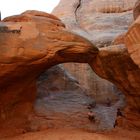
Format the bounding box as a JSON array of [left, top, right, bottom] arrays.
[[53, 0, 127, 106], [0, 0, 140, 138], [53, 0, 140, 130], [0, 10, 98, 138]]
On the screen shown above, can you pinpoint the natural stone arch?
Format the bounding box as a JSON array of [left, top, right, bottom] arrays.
[[53, 0, 140, 130], [0, 9, 140, 137], [0, 11, 99, 137]]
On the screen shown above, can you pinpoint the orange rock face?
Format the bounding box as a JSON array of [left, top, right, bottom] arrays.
[[0, 10, 98, 138], [125, 0, 140, 68], [90, 45, 140, 129], [0, 0, 140, 138], [53, 0, 140, 130], [133, 0, 140, 20]]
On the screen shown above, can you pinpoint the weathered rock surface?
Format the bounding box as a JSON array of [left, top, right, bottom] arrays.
[[63, 63, 121, 104], [52, 0, 136, 102], [91, 45, 140, 129], [53, 0, 140, 130], [35, 65, 96, 130], [0, 0, 140, 138], [125, 0, 140, 68], [0, 10, 98, 138], [133, 0, 140, 20], [53, 0, 125, 114], [53, 0, 136, 46], [34, 65, 124, 131]]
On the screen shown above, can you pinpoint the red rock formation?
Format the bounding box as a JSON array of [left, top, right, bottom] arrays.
[[0, 0, 140, 138], [53, 0, 140, 130], [89, 0, 135, 13], [34, 65, 125, 131], [90, 45, 140, 129], [34, 65, 97, 131], [133, 0, 140, 20], [125, 0, 140, 68], [0, 10, 98, 138], [53, 0, 124, 112]]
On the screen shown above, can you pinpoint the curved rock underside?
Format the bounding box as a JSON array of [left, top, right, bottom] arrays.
[[53, 0, 131, 126], [0, 10, 98, 138], [126, 0, 140, 68], [0, 0, 140, 139], [53, 0, 140, 130]]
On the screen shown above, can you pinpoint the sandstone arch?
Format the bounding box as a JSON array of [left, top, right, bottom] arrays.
[[0, 11, 99, 137], [53, 0, 140, 130], [0, 6, 140, 137]]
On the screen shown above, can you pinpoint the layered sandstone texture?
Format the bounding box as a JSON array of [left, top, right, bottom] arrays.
[[35, 65, 124, 132], [126, 0, 140, 68], [0, 0, 140, 139], [35, 66, 96, 130], [52, 0, 136, 105], [53, 0, 140, 130], [53, 0, 126, 115], [0, 10, 98, 138]]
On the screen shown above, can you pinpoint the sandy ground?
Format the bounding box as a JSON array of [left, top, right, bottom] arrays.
[[2, 127, 140, 140]]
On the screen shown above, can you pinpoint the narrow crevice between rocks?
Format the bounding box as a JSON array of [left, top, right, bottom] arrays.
[[75, 0, 82, 23]]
